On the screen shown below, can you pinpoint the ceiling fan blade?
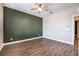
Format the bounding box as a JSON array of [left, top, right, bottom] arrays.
[[42, 8, 49, 11], [31, 8, 37, 10], [45, 9, 49, 11]]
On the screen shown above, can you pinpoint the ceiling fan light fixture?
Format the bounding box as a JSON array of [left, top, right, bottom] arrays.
[[38, 7, 42, 11], [31, 3, 52, 14]]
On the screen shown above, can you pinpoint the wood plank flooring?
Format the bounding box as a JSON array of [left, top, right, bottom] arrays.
[[74, 36, 78, 56], [77, 38, 79, 56], [0, 38, 78, 56]]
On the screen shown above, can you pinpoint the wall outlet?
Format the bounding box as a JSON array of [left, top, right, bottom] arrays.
[[66, 26, 70, 30], [10, 38, 13, 41]]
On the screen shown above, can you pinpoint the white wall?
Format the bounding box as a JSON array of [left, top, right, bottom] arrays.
[[0, 4, 3, 50], [43, 6, 79, 45]]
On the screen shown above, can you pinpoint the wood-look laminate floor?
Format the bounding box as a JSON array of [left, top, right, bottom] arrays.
[[76, 38, 79, 56], [74, 36, 78, 56], [0, 38, 78, 56]]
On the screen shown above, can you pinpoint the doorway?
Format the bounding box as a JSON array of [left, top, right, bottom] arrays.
[[74, 16, 79, 48], [74, 16, 79, 56]]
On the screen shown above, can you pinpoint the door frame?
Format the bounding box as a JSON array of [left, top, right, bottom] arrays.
[[72, 15, 79, 45]]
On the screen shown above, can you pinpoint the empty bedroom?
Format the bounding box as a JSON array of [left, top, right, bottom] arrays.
[[0, 3, 79, 56]]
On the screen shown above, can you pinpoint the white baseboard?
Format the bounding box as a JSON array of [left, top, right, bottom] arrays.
[[0, 44, 3, 51], [43, 36, 73, 45], [2, 36, 73, 49], [4, 36, 42, 46]]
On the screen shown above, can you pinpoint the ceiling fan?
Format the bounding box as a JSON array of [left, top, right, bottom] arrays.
[[31, 3, 52, 13]]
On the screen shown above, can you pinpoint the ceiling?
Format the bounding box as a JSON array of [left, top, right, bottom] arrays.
[[3, 3, 79, 18]]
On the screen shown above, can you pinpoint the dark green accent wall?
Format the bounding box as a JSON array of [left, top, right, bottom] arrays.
[[4, 7, 42, 43]]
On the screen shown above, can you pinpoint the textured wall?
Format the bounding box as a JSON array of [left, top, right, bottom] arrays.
[[4, 7, 42, 43], [0, 4, 3, 50]]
